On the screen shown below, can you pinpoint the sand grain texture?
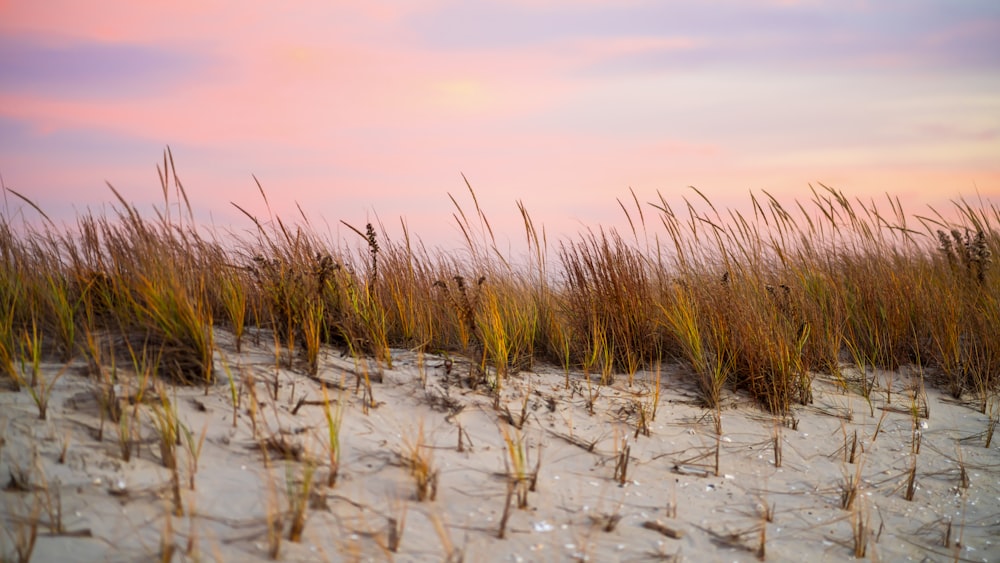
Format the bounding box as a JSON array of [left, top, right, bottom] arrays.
[[1, 331, 998, 562]]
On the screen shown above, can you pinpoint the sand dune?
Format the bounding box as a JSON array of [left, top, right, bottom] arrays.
[[1, 329, 998, 562]]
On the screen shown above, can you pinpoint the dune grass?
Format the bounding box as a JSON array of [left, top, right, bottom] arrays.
[[1, 152, 998, 419]]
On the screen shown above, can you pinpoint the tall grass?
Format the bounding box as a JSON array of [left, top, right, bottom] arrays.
[[559, 229, 663, 383], [2, 154, 998, 414]]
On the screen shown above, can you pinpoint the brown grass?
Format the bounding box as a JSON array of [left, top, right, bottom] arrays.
[[2, 154, 999, 428]]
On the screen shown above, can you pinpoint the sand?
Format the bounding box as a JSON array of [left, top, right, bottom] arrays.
[[1, 329, 998, 562]]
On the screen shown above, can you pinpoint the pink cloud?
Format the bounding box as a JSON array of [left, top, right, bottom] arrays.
[[2, 0, 997, 251]]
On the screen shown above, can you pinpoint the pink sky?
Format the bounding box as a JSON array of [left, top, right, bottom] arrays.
[[1, 0, 998, 251]]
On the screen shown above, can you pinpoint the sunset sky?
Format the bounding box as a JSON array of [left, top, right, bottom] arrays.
[[1, 1, 998, 250]]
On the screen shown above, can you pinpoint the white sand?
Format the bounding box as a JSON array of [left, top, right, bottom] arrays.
[[2, 329, 998, 562]]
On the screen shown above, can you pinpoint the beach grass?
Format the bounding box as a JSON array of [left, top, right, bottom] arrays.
[[2, 156, 1000, 561], [1, 153, 999, 420]]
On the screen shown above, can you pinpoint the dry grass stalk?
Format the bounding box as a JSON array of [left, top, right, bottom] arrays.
[[455, 419, 473, 453], [383, 496, 409, 553], [613, 431, 631, 486], [220, 355, 240, 428], [904, 456, 918, 502], [500, 424, 540, 509], [641, 520, 684, 539], [257, 443, 283, 560], [10, 319, 68, 421], [756, 521, 766, 561], [497, 479, 515, 539], [1, 493, 41, 563], [402, 420, 438, 502], [28, 465, 65, 536], [286, 456, 317, 542], [771, 420, 783, 468], [180, 421, 208, 491], [958, 459, 970, 491], [871, 408, 889, 443], [159, 505, 176, 563], [982, 410, 997, 448], [851, 496, 870, 558], [500, 391, 531, 430], [840, 455, 865, 511], [426, 509, 463, 562], [320, 383, 345, 487], [147, 383, 184, 516], [713, 417, 722, 477]]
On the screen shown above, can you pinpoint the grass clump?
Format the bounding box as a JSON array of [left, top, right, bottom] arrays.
[[2, 151, 999, 417]]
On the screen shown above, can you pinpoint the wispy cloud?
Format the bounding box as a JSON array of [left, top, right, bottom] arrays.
[[409, 0, 1000, 72], [0, 36, 207, 99]]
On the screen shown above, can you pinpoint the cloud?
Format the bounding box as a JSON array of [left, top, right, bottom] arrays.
[[407, 0, 1000, 73], [0, 36, 209, 99]]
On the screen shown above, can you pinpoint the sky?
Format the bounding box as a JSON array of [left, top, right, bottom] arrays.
[[1, 0, 998, 251]]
